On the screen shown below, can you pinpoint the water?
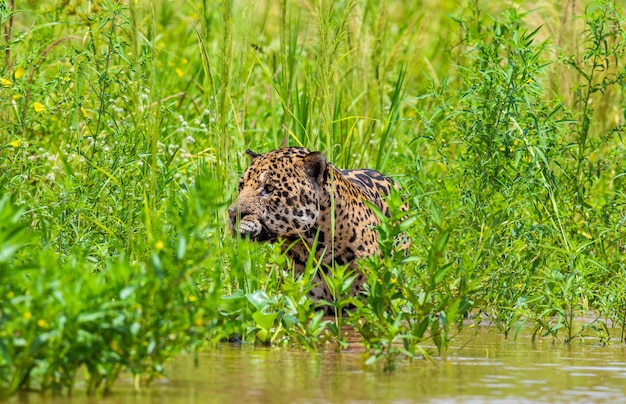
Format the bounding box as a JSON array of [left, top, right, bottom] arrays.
[[10, 326, 626, 403]]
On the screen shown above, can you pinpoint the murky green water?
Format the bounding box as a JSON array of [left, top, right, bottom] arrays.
[[11, 326, 626, 403]]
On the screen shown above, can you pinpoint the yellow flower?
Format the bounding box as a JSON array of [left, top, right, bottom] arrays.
[[14, 66, 26, 79], [37, 319, 48, 328], [155, 240, 164, 250], [391, 277, 397, 284], [188, 295, 197, 303], [24, 311, 32, 320], [10, 139, 21, 147], [513, 140, 519, 146], [1, 77, 12, 87], [499, 146, 506, 151], [194, 317, 203, 327], [175, 68, 184, 78], [34, 102, 45, 112], [182, 58, 188, 65], [81, 107, 88, 118], [12, 94, 21, 100]]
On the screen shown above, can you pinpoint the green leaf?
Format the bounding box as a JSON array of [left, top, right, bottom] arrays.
[[256, 328, 269, 342], [433, 262, 454, 285], [219, 290, 246, 316], [176, 236, 187, 261], [246, 290, 272, 311], [365, 354, 381, 366], [120, 286, 135, 300], [434, 230, 450, 253], [252, 311, 278, 331], [282, 314, 299, 328], [429, 203, 442, 228]]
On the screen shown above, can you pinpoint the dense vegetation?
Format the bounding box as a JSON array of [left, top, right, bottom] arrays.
[[1, 0, 625, 397]]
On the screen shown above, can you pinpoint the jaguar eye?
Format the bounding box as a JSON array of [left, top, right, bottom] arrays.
[[261, 184, 274, 196]]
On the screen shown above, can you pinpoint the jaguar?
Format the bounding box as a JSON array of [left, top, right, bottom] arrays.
[[228, 147, 405, 303]]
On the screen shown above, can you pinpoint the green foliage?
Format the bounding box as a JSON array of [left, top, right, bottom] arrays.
[[409, 0, 626, 343], [0, 171, 229, 396], [354, 191, 471, 371], [0, 0, 625, 398]]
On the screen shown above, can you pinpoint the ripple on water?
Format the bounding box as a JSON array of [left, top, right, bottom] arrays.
[[10, 327, 626, 404]]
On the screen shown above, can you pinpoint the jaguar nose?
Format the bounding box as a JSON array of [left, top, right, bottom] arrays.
[[229, 206, 252, 223]]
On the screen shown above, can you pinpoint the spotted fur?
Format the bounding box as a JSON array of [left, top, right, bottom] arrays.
[[228, 147, 403, 303]]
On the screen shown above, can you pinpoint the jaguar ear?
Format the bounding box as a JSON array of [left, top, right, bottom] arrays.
[[245, 149, 260, 160], [303, 151, 328, 185]]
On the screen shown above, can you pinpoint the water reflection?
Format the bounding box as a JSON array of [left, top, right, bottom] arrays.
[[10, 326, 626, 403]]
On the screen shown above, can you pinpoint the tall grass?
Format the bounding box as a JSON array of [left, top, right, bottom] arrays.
[[0, 0, 625, 397]]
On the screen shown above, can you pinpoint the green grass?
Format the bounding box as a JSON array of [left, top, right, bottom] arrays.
[[1, 0, 625, 397]]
